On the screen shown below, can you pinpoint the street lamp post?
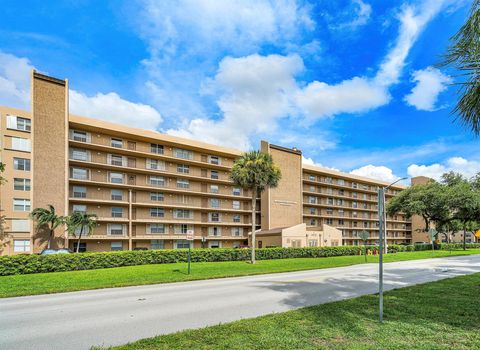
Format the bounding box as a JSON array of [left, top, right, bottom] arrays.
[[378, 177, 407, 323]]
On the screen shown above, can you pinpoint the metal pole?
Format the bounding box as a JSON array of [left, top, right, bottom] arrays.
[[187, 245, 191, 274], [378, 187, 384, 323], [383, 190, 388, 254]]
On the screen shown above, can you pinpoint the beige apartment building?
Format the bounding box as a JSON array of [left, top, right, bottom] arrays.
[[0, 71, 412, 255]]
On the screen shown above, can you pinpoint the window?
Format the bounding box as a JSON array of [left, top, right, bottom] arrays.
[[208, 226, 221, 237], [353, 221, 358, 228], [352, 182, 358, 189], [309, 219, 316, 226], [363, 221, 369, 228], [352, 201, 358, 208], [14, 178, 30, 191], [13, 158, 30, 171], [177, 164, 189, 174], [150, 192, 164, 201], [338, 189, 344, 196], [174, 224, 191, 234], [73, 242, 87, 253], [174, 209, 192, 219], [338, 219, 344, 225], [210, 198, 220, 208], [7, 115, 31, 131], [13, 240, 30, 253], [151, 144, 164, 154], [71, 130, 89, 142], [208, 155, 220, 165], [109, 154, 124, 166], [338, 209, 344, 217], [71, 148, 89, 161], [111, 242, 123, 251], [325, 218, 333, 225], [309, 207, 316, 215], [309, 186, 315, 192], [176, 179, 189, 188], [175, 240, 191, 249], [11, 219, 30, 232], [337, 179, 345, 186], [308, 240, 318, 247], [325, 177, 333, 184], [233, 214, 241, 223], [146, 158, 165, 170], [148, 224, 166, 234], [209, 212, 221, 222], [176, 195, 190, 204], [149, 176, 165, 187], [72, 167, 89, 180], [111, 138, 123, 148], [309, 175, 316, 181], [232, 200, 240, 210], [174, 148, 193, 160], [150, 208, 164, 217], [109, 172, 124, 184], [327, 197, 334, 205], [208, 240, 221, 248], [72, 205, 87, 213], [11, 137, 31, 152], [233, 187, 241, 196], [353, 211, 358, 218], [13, 199, 31, 211], [210, 185, 219, 194], [210, 170, 219, 179], [308, 196, 317, 204], [231, 227, 243, 237], [336, 199, 343, 206], [326, 208, 333, 215], [352, 192, 358, 199], [151, 240, 164, 249], [111, 207, 123, 218], [108, 224, 125, 236], [111, 189, 123, 200], [73, 186, 87, 198]]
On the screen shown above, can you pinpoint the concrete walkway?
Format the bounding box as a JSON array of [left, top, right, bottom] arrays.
[[1, 254, 479, 350]]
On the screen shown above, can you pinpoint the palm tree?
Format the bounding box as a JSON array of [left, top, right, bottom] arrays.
[[439, 0, 479, 135], [30, 205, 64, 249], [66, 212, 97, 253], [231, 151, 281, 263]]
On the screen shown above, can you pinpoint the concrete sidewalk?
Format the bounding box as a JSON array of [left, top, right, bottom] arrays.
[[1, 254, 479, 350]]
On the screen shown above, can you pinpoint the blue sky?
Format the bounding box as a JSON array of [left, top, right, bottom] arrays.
[[1, 0, 479, 182]]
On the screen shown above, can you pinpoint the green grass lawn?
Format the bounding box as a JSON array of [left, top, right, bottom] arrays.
[[97, 272, 480, 350], [1, 249, 479, 298]]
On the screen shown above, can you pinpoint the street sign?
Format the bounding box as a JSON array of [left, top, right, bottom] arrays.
[[475, 230, 480, 239], [186, 230, 194, 241]]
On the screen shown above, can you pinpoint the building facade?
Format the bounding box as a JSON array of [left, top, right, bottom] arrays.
[[0, 72, 412, 255]]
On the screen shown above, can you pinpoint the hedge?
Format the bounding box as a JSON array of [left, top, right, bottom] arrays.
[[0, 243, 479, 276]]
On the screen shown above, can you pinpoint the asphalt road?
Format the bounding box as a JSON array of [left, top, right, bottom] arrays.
[[1, 254, 480, 350]]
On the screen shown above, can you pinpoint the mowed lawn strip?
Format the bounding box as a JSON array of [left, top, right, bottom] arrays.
[[1, 249, 480, 298], [97, 272, 480, 350]]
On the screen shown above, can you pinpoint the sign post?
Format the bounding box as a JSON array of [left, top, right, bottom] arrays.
[[186, 230, 194, 274]]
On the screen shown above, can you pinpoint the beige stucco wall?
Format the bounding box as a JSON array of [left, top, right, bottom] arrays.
[[32, 72, 69, 252]]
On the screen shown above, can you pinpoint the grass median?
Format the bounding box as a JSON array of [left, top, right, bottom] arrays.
[[1, 249, 479, 298], [97, 272, 480, 350]]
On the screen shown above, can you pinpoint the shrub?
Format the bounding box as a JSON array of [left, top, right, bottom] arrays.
[[1, 243, 478, 276]]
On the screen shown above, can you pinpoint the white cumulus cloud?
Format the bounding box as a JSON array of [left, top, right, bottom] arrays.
[[0, 51, 162, 130], [407, 157, 480, 180], [350, 165, 400, 182], [404, 66, 452, 111]]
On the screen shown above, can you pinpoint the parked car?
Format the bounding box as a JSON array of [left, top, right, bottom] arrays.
[[133, 247, 148, 251], [40, 249, 72, 255]]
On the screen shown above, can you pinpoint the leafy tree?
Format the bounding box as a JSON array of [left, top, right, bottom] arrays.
[[231, 151, 281, 263], [0, 160, 5, 185], [439, 0, 480, 135], [386, 181, 449, 232], [65, 212, 97, 253], [30, 205, 65, 249]]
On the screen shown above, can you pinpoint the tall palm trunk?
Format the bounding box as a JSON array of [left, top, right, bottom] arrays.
[[251, 188, 257, 264], [47, 227, 53, 249], [76, 226, 84, 253], [463, 224, 467, 251]]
